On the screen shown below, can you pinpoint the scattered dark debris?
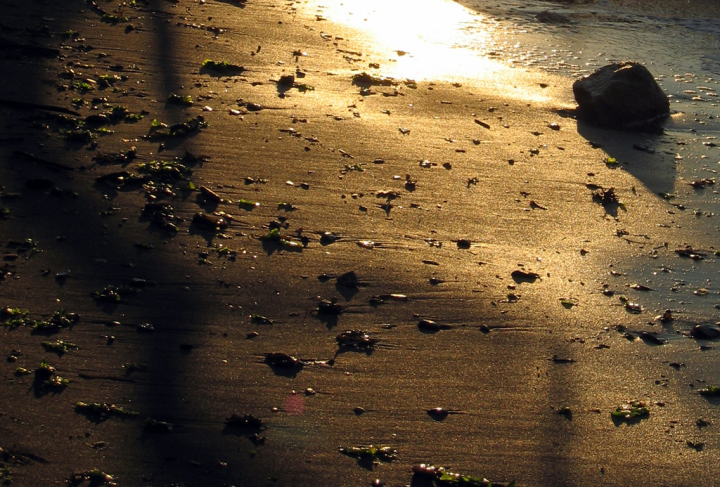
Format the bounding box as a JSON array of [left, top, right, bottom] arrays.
[[250, 314, 273, 325], [336, 330, 377, 349], [264, 352, 303, 369], [456, 239, 471, 249], [639, 332, 666, 345], [675, 247, 705, 260], [316, 299, 342, 315], [352, 73, 396, 87], [405, 174, 416, 190], [320, 232, 340, 244], [591, 185, 619, 206], [551, 355, 575, 364], [689, 178, 715, 189], [689, 325, 720, 340], [96, 170, 149, 187], [699, 385, 720, 397], [418, 319, 453, 332], [69, 469, 114, 486], [278, 74, 295, 87], [143, 203, 179, 232], [511, 270, 540, 283], [193, 211, 228, 230], [426, 408, 462, 420], [200, 185, 223, 203], [474, 119, 490, 129], [92, 285, 133, 303], [686, 440, 705, 451], [136, 323, 154, 333], [201, 59, 245, 74], [557, 407, 572, 418]]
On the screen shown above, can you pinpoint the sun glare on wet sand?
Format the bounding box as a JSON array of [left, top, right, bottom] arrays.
[[310, 0, 559, 102]]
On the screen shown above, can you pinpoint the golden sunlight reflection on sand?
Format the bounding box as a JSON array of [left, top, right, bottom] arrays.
[[310, 0, 557, 102]]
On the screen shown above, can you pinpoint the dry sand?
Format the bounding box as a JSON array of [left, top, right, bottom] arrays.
[[0, 1, 719, 486]]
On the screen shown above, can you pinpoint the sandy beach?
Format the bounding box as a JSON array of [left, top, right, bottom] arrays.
[[1, 0, 719, 486]]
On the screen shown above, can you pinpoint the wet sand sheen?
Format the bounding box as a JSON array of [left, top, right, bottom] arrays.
[[0, 0, 718, 486]]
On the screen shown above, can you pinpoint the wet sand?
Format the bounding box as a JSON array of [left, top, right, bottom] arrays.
[[1, 1, 719, 486]]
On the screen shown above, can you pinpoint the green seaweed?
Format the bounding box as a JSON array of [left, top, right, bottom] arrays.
[[1, 307, 28, 321], [36, 359, 55, 377], [98, 74, 122, 84], [296, 83, 315, 92], [611, 401, 649, 420], [339, 445, 396, 461], [32, 310, 80, 331], [137, 160, 192, 178], [239, 198, 260, 209], [101, 13, 129, 23], [42, 340, 78, 354], [73, 81, 94, 93], [260, 228, 302, 249], [413, 464, 515, 487], [167, 93, 193, 105]]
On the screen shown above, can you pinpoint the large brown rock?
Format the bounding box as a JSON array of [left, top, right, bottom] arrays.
[[573, 62, 670, 130]]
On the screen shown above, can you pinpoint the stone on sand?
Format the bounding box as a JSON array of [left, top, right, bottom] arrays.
[[573, 62, 670, 130]]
